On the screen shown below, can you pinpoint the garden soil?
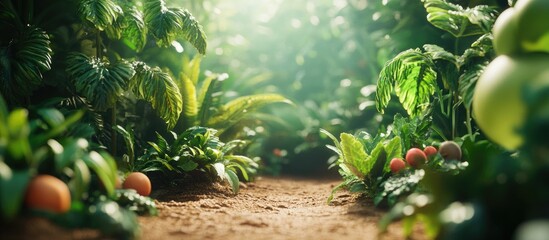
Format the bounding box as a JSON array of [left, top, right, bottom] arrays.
[[2, 176, 425, 240]]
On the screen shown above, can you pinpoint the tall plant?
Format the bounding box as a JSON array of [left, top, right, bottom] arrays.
[[375, 0, 497, 139]]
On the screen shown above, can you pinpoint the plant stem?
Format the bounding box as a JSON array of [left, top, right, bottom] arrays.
[[465, 106, 473, 136], [111, 104, 118, 157]]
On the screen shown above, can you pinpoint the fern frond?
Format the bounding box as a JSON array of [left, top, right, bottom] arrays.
[[207, 94, 292, 133], [179, 74, 198, 129], [197, 76, 223, 126]]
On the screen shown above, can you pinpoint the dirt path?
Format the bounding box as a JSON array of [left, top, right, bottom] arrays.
[[1, 176, 424, 239], [139, 176, 423, 240]]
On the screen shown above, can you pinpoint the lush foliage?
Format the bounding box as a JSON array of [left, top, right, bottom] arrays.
[[0, 0, 281, 238], [326, 0, 549, 238]]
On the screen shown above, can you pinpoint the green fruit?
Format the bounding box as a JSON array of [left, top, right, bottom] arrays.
[[515, 0, 549, 53], [492, 8, 520, 56], [473, 54, 549, 150]]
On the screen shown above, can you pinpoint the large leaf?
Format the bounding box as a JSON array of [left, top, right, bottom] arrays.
[[177, 9, 207, 55], [0, 26, 52, 102], [376, 49, 437, 116], [66, 53, 134, 111], [143, 0, 183, 47], [207, 94, 292, 132], [423, 0, 497, 38], [130, 62, 182, 129], [78, 0, 123, 31], [121, 6, 147, 52], [340, 133, 368, 178], [143, 0, 206, 54]]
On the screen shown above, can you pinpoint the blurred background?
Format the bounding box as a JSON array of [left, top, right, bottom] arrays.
[[160, 0, 506, 176]]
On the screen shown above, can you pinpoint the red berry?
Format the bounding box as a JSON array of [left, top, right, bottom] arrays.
[[406, 148, 428, 168], [424, 146, 438, 157], [390, 158, 406, 173]]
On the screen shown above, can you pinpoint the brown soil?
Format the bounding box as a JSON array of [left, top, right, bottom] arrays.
[[1, 176, 425, 240], [140, 176, 424, 240]]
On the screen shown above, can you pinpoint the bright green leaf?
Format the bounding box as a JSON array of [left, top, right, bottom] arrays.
[[423, 0, 497, 38], [78, 0, 122, 31]]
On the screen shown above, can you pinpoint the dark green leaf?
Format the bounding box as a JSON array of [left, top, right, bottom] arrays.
[[0, 26, 52, 102], [78, 0, 122, 31], [88, 200, 139, 239], [130, 62, 182, 129], [66, 53, 134, 111], [0, 169, 31, 220], [423, 0, 497, 37], [114, 189, 158, 216], [375, 169, 425, 207], [458, 61, 488, 109], [37, 108, 65, 128], [121, 7, 147, 52], [177, 9, 207, 54], [143, 0, 183, 47]]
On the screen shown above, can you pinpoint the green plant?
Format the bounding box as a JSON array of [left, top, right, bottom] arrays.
[[130, 126, 259, 193], [1, 0, 208, 157], [174, 55, 292, 140], [0, 94, 157, 239], [375, 0, 497, 140]]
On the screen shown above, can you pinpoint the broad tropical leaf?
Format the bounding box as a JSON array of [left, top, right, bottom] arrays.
[[178, 9, 207, 55], [207, 94, 291, 132], [0, 26, 52, 103], [130, 62, 182, 129], [376, 49, 437, 116], [143, 0, 207, 54], [122, 6, 147, 52], [340, 133, 368, 178], [66, 53, 134, 111], [423, 0, 497, 38], [78, 0, 123, 31], [143, 0, 184, 47]]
